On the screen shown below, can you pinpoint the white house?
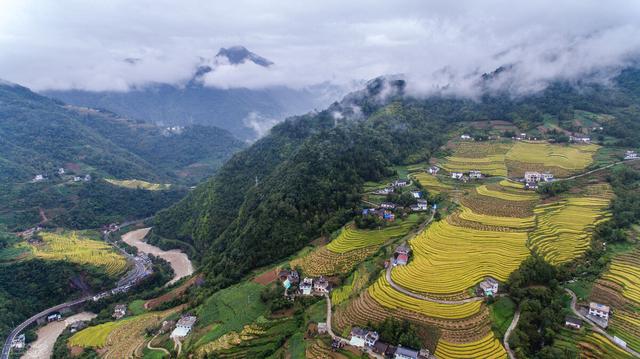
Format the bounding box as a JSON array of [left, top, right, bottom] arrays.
[[11, 334, 25, 350], [349, 327, 368, 348], [479, 277, 499, 296], [313, 276, 331, 293], [570, 135, 591, 143], [588, 302, 610, 319], [113, 304, 127, 319], [33, 174, 44, 182], [300, 278, 314, 296], [73, 176, 82, 182], [365, 331, 380, 347], [624, 150, 638, 160], [375, 187, 394, 195], [416, 199, 428, 210], [460, 134, 471, 140], [451, 172, 463, 180], [427, 166, 440, 175], [524, 171, 542, 182], [170, 316, 197, 338], [564, 316, 582, 330], [393, 179, 409, 187], [541, 172, 554, 182], [380, 202, 397, 209], [410, 190, 422, 199], [469, 170, 482, 179]]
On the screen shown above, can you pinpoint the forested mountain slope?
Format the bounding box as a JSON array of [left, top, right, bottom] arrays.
[[155, 69, 640, 291]]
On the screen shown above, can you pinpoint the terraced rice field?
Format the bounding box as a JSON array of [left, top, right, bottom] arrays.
[[332, 270, 362, 305], [578, 332, 635, 359], [529, 197, 610, 264], [476, 185, 538, 201], [457, 206, 535, 230], [292, 246, 376, 276], [439, 142, 510, 176], [391, 220, 529, 294], [369, 277, 483, 319], [499, 179, 524, 189], [601, 250, 640, 304], [34, 232, 127, 276], [69, 320, 130, 348], [505, 142, 599, 172], [105, 178, 171, 190], [327, 214, 421, 253], [412, 172, 453, 194], [434, 333, 507, 359]]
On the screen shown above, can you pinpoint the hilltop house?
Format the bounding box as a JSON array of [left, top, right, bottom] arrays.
[[113, 304, 127, 319], [478, 277, 499, 296], [428, 166, 440, 175], [170, 315, 197, 338], [565, 316, 582, 330], [395, 346, 420, 359], [313, 276, 331, 293], [451, 172, 463, 180], [588, 302, 610, 319], [469, 170, 482, 179], [300, 278, 314, 296], [625, 150, 638, 160]]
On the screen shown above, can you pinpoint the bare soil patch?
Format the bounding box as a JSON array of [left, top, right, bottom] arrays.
[[253, 269, 278, 285]]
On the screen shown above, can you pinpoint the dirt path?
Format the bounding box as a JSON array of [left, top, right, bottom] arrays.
[[565, 288, 640, 358], [121, 228, 194, 285], [21, 312, 96, 359], [503, 308, 520, 359], [147, 334, 170, 357]]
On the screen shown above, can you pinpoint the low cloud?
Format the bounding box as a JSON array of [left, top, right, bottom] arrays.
[[1, 0, 639, 97]]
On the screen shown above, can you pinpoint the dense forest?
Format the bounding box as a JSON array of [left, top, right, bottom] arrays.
[[155, 68, 640, 294]]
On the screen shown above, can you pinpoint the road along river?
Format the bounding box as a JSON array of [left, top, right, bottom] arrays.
[[21, 312, 96, 359], [121, 228, 194, 286]]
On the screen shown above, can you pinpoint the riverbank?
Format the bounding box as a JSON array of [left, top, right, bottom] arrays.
[[21, 312, 96, 359]]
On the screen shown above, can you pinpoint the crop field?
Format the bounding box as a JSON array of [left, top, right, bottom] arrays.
[[475, 185, 538, 201], [391, 221, 529, 294], [610, 311, 640, 351], [34, 231, 127, 276], [578, 332, 635, 359], [412, 172, 453, 194], [369, 277, 482, 319], [440, 155, 508, 177], [460, 190, 536, 218], [292, 246, 376, 276], [457, 206, 535, 230], [601, 250, 640, 304], [434, 333, 507, 359], [105, 178, 172, 190], [332, 270, 363, 305], [499, 179, 524, 189], [529, 197, 610, 264], [505, 141, 599, 174], [69, 320, 129, 348], [326, 214, 422, 253]]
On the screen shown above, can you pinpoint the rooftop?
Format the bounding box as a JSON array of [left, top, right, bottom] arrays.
[[565, 316, 582, 326], [589, 302, 610, 313], [177, 315, 197, 327], [395, 346, 420, 357]]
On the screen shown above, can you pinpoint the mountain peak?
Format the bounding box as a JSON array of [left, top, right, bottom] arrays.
[[215, 46, 273, 67]]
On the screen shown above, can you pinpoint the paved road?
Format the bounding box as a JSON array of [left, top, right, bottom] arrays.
[[1, 221, 153, 359], [565, 289, 640, 358], [562, 158, 640, 181], [324, 294, 383, 359], [503, 308, 520, 359]]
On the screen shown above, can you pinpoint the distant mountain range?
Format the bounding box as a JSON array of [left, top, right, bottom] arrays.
[[44, 46, 345, 141]]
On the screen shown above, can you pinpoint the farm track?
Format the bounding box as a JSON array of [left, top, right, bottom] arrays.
[[503, 308, 520, 359], [565, 288, 640, 358], [147, 334, 170, 356]]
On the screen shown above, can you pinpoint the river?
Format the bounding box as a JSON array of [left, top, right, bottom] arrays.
[[21, 312, 96, 359], [121, 227, 194, 285]]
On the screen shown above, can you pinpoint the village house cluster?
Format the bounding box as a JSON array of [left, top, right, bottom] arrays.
[[32, 167, 91, 183], [624, 150, 638, 160], [348, 327, 431, 359], [367, 178, 430, 224], [279, 269, 331, 297], [451, 170, 483, 182]]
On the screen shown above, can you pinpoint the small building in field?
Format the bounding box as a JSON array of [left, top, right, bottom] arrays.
[[469, 170, 482, 179], [33, 174, 45, 182], [395, 245, 411, 256], [624, 150, 638, 160], [589, 302, 610, 319], [564, 316, 582, 330], [478, 277, 499, 296], [84, 174, 91, 182], [73, 176, 82, 182], [451, 172, 463, 180], [375, 187, 394, 195], [313, 276, 331, 293], [570, 135, 591, 143], [300, 278, 314, 296], [428, 166, 440, 175], [395, 346, 420, 359], [460, 134, 471, 140], [113, 304, 127, 319], [170, 315, 197, 338], [317, 322, 328, 334], [393, 179, 409, 187], [411, 190, 422, 199], [380, 202, 397, 209], [349, 327, 368, 348], [395, 253, 409, 266]]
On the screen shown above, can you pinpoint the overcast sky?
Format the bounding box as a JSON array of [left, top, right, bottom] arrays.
[[2, 0, 640, 95]]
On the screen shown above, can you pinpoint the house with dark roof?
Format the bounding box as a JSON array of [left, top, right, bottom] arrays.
[[395, 346, 420, 359], [565, 316, 582, 329]]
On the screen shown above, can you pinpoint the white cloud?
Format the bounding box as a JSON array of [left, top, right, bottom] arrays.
[[0, 0, 639, 96]]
